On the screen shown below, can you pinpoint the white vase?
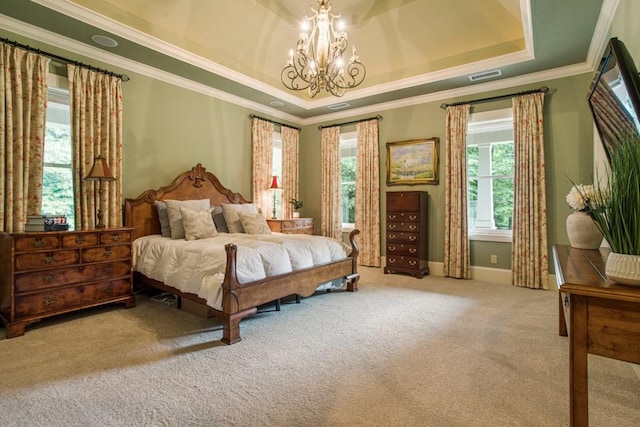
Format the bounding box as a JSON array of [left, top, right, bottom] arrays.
[[605, 252, 640, 287], [566, 211, 603, 249], [292, 211, 300, 218]]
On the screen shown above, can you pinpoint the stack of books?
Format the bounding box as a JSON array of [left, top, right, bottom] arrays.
[[25, 214, 69, 232]]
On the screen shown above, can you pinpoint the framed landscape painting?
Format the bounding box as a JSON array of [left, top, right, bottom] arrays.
[[386, 137, 439, 185]]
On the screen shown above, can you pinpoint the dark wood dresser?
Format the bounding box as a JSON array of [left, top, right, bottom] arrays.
[[384, 191, 429, 278], [267, 218, 314, 235], [0, 228, 136, 338]]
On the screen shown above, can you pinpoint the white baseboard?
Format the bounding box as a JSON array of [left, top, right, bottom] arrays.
[[380, 257, 558, 288]]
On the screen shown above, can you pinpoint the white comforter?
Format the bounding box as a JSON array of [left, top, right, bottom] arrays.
[[133, 233, 350, 310]]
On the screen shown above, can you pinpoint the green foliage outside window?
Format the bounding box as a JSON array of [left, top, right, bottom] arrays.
[[341, 156, 356, 224], [43, 121, 75, 229]]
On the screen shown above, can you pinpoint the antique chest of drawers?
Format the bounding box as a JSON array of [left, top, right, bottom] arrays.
[[0, 228, 136, 338], [266, 218, 314, 235], [384, 191, 429, 278]]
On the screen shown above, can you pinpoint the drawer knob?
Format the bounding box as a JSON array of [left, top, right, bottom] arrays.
[[43, 274, 54, 283], [409, 236, 416, 241], [44, 297, 56, 305], [389, 234, 396, 239], [76, 236, 85, 244], [33, 238, 44, 247], [388, 246, 396, 252], [389, 214, 396, 220], [409, 260, 417, 266], [409, 248, 417, 254], [104, 249, 113, 257], [43, 254, 55, 263], [388, 257, 396, 263], [409, 225, 417, 230], [103, 266, 113, 274], [389, 224, 396, 229], [409, 215, 417, 220], [112, 234, 120, 241]]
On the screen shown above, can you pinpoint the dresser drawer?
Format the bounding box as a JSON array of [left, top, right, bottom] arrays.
[[83, 245, 131, 262], [387, 222, 420, 232], [100, 230, 132, 244], [387, 192, 421, 212], [386, 255, 421, 270], [387, 212, 420, 222], [14, 235, 60, 252], [61, 233, 99, 248], [387, 243, 419, 256], [386, 231, 419, 244], [15, 261, 131, 293], [15, 279, 132, 317], [15, 250, 79, 271]]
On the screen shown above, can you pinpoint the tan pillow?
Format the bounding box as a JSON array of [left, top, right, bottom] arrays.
[[165, 199, 210, 239], [238, 212, 271, 235], [180, 207, 218, 241], [221, 203, 257, 233]]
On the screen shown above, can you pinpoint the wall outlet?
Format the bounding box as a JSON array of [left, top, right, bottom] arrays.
[[490, 255, 498, 264]]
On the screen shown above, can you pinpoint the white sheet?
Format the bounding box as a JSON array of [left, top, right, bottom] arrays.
[[133, 233, 350, 310]]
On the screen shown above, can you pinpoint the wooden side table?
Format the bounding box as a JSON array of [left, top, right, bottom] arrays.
[[553, 244, 640, 426], [266, 218, 314, 235]]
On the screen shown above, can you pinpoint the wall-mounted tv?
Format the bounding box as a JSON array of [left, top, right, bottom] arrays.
[[587, 37, 640, 160]]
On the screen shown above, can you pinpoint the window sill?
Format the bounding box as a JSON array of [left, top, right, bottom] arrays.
[[342, 224, 355, 233], [469, 231, 512, 243]]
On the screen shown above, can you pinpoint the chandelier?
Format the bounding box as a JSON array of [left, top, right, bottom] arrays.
[[281, 0, 366, 98]]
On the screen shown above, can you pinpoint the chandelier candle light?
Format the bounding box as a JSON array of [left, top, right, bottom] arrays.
[[281, 0, 366, 98]]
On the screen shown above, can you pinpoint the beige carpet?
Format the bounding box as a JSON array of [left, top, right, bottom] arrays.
[[1, 267, 639, 426]]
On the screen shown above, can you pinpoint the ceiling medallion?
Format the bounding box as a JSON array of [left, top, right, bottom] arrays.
[[281, 0, 365, 98]]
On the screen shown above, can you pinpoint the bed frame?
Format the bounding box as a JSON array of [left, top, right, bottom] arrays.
[[124, 163, 360, 344]]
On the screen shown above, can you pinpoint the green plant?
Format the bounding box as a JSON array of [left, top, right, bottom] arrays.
[[580, 135, 640, 255], [289, 198, 303, 211]]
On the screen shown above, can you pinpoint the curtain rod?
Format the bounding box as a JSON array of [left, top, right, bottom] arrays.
[[249, 114, 301, 131], [318, 114, 383, 130], [440, 86, 549, 109], [1, 37, 130, 82]]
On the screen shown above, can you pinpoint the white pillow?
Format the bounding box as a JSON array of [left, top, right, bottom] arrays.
[[238, 212, 271, 234], [221, 203, 257, 233], [180, 207, 218, 241], [164, 199, 210, 239]]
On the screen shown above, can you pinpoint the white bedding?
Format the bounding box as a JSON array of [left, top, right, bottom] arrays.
[[133, 233, 351, 310]]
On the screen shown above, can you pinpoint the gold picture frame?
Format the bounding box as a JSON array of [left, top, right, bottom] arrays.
[[386, 137, 439, 185]]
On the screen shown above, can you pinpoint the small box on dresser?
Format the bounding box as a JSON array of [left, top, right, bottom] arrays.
[[384, 191, 429, 278], [0, 228, 136, 338]]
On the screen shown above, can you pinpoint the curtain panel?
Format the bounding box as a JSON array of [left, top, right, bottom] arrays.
[[320, 126, 342, 239], [281, 126, 299, 219], [511, 92, 548, 289], [0, 43, 49, 232], [251, 118, 274, 217], [355, 119, 380, 267], [443, 104, 471, 279], [68, 65, 123, 230]]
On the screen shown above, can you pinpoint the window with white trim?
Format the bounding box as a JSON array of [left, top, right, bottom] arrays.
[[340, 131, 356, 230], [467, 109, 514, 242], [43, 76, 75, 229]]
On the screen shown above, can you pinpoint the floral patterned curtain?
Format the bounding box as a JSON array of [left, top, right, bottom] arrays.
[[321, 126, 342, 239], [68, 65, 123, 229], [355, 119, 380, 266], [281, 125, 299, 219], [512, 92, 548, 289], [443, 104, 471, 279], [251, 118, 274, 217], [0, 43, 49, 232]]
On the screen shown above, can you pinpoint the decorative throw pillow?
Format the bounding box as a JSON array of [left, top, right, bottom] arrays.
[[238, 212, 271, 235], [180, 206, 218, 241], [221, 203, 257, 233], [211, 205, 229, 233], [155, 201, 171, 237], [164, 199, 211, 239]]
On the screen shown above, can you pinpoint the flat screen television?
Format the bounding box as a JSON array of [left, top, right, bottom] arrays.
[[587, 37, 640, 160]]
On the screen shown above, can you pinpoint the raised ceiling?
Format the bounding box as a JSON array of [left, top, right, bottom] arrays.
[[0, 0, 612, 122]]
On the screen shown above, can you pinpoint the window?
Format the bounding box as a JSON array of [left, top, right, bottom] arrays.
[[340, 131, 357, 229], [467, 109, 513, 242], [271, 131, 283, 218], [43, 77, 75, 229]]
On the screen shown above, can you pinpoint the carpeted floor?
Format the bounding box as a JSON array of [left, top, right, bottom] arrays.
[[0, 267, 639, 426]]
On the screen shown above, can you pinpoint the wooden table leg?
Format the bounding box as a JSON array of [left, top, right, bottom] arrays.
[[569, 295, 589, 427], [558, 291, 568, 336]]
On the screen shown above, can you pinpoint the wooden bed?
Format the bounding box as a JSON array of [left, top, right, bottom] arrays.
[[124, 163, 360, 344]]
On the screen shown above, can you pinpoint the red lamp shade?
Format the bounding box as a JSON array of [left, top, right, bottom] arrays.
[[269, 175, 281, 190]]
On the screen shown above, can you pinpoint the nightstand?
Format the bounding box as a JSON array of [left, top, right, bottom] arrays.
[[266, 218, 314, 235]]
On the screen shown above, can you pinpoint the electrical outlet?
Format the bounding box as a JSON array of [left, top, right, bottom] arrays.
[[490, 255, 498, 264]]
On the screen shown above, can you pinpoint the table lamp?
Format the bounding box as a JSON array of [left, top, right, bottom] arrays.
[[268, 175, 281, 219], [85, 155, 115, 228]]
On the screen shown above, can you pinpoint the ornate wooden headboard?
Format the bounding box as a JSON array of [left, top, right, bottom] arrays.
[[124, 163, 250, 241]]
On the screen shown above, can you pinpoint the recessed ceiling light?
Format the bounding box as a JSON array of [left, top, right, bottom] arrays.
[[91, 35, 118, 48], [270, 101, 285, 107]]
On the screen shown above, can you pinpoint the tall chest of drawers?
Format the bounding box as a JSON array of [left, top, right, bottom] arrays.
[[0, 228, 136, 338], [384, 191, 429, 278]]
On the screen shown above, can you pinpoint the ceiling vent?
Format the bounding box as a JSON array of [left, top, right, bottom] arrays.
[[327, 102, 351, 110], [469, 69, 502, 82]]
